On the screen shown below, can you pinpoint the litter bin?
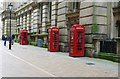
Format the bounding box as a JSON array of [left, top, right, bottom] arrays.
[[38, 39, 43, 47]]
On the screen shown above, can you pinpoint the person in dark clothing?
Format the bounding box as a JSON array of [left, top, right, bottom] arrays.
[[4, 36, 7, 46], [2, 35, 5, 40], [11, 34, 15, 45]]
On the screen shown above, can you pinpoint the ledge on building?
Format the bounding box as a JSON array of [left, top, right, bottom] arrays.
[[92, 34, 107, 40], [85, 44, 94, 48], [14, 33, 19, 35], [114, 37, 120, 40], [30, 33, 48, 37]]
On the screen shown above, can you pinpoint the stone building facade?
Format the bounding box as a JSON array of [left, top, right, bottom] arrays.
[[112, 1, 120, 54], [1, 0, 120, 54]]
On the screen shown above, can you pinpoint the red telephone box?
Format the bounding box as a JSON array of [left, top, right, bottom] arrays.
[[20, 30, 28, 45], [69, 24, 85, 57], [48, 26, 59, 52]]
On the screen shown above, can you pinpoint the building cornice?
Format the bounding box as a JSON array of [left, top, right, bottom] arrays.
[[15, 2, 34, 13]]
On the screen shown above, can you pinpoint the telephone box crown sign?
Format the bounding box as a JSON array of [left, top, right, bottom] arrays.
[[50, 26, 57, 29], [72, 24, 85, 29]]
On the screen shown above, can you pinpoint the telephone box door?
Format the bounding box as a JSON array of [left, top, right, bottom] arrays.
[[69, 24, 85, 57], [48, 26, 59, 52]]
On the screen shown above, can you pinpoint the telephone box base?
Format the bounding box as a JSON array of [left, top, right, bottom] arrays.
[[69, 53, 84, 57], [49, 50, 59, 53], [20, 43, 28, 45]]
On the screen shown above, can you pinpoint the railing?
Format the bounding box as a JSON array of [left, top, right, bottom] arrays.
[[100, 40, 117, 54]]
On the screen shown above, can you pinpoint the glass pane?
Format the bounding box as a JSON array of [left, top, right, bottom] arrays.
[[53, 32, 58, 49], [77, 32, 82, 52], [70, 32, 74, 52], [24, 32, 26, 41]]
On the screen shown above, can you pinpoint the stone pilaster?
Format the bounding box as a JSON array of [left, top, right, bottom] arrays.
[[20, 16, 23, 30], [51, 1, 58, 26], [31, 11, 34, 33], [42, 4, 48, 34], [33, 8, 39, 33], [115, 37, 120, 54], [27, 13, 30, 33]]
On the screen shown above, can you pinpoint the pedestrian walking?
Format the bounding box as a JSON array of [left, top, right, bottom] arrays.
[[11, 34, 15, 45], [4, 35, 7, 46], [2, 35, 5, 40]]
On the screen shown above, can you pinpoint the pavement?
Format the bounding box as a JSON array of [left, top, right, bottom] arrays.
[[0, 40, 119, 77]]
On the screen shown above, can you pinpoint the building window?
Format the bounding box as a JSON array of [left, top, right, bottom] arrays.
[[68, 2, 80, 12]]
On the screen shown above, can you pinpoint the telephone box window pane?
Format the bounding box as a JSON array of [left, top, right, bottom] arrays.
[[53, 32, 58, 49], [24, 32, 27, 41], [70, 32, 74, 52], [77, 32, 82, 52]]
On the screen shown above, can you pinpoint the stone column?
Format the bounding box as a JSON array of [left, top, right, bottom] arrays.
[[80, 2, 108, 54], [31, 11, 34, 33], [95, 40, 100, 54], [23, 14, 25, 29], [11, 19, 16, 35], [51, 1, 57, 26], [115, 38, 120, 54], [16, 17, 19, 33], [27, 13, 30, 32], [117, 40, 120, 55], [20, 16, 23, 30], [57, 1, 68, 52], [33, 8, 39, 33], [42, 4, 48, 34]]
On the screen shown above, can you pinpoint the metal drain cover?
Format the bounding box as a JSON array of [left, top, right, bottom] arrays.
[[86, 62, 95, 65]]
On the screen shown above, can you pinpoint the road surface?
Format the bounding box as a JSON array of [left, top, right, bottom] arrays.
[[0, 40, 118, 77]]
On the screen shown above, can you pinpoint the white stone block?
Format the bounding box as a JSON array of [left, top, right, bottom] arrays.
[[85, 26, 92, 33], [52, 1, 57, 5], [33, 25, 38, 28], [60, 36, 68, 42], [51, 15, 56, 20], [43, 5, 47, 9], [34, 16, 39, 20], [42, 23, 46, 26], [80, 2, 93, 9], [52, 10, 57, 15], [58, 8, 66, 15], [57, 21, 66, 27], [42, 27, 46, 32], [95, 2, 107, 7], [42, 18, 47, 23], [80, 16, 93, 25], [33, 9, 39, 12], [34, 12, 39, 16], [60, 28, 68, 35], [98, 25, 107, 34], [95, 7, 107, 16], [51, 20, 56, 25], [96, 16, 107, 25], [57, 14, 66, 21], [43, 9, 47, 13], [58, 2, 66, 9], [80, 7, 93, 17], [52, 5, 57, 10]]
